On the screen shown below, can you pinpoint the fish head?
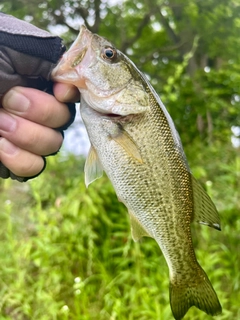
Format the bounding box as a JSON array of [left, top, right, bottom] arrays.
[[52, 25, 150, 116]]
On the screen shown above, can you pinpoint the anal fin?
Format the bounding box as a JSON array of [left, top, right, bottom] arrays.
[[84, 145, 103, 187], [191, 175, 221, 230]]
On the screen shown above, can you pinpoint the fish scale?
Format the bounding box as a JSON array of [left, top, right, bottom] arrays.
[[52, 25, 222, 320]]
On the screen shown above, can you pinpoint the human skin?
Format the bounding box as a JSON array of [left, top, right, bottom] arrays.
[[0, 83, 79, 178]]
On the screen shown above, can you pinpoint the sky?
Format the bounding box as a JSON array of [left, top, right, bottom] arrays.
[[61, 105, 90, 157]]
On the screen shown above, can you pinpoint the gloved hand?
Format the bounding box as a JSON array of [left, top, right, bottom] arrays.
[[0, 13, 77, 181]]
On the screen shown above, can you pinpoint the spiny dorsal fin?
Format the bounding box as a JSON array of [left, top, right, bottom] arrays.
[[111, 129, 143, 163], [84, 145, 103, 187], [191, 175, 221, 230], [129, 211, 152, 241]]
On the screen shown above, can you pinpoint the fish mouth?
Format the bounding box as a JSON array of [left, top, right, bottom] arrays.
[[69, 25, 92, 67], [51, 25, 93, 85], [70, 47, 87, 68]]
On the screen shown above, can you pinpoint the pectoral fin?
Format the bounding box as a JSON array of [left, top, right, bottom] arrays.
[[191, 175, 221, 230], [129, 211, 152, 241], [111, 129, 143, 163], [84, 146, 103, 187]]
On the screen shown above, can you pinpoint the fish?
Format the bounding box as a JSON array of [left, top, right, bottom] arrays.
[[51, 25, 222, 320]]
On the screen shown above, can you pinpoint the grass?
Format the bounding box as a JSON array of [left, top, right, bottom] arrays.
[[0, 153, 239, 319]]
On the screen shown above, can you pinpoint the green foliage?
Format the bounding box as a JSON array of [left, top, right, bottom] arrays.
[[0, 152, 239, 319]]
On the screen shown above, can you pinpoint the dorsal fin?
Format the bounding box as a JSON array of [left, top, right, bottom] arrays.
[[191, 175, 221, 230]]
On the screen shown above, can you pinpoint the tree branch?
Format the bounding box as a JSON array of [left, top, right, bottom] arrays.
[[158, 8, 180, 46], [120, 12, 152, 52], [75, 6, 91, 30], [92, 0, 101, 33]]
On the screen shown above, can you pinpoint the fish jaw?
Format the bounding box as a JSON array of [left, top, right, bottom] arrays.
[[51, 25, 93, 88]]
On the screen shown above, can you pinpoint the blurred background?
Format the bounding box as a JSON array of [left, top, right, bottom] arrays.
[[0, 0, 239, 319]]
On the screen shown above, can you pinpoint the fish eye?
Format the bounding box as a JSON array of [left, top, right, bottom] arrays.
[[102, 47, 117, 61]]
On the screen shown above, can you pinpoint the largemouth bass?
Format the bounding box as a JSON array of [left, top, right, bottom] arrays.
[[52, 25, 222, 320]]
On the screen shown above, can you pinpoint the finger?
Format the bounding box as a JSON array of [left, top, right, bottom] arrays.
[[53, 82, 80, 102], [2, 87, 72, 128], [0, 138, 45, 177], [0, 110, 63, 156]]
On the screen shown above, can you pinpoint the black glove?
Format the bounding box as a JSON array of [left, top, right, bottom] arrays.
[[0, 13, 76, 181]]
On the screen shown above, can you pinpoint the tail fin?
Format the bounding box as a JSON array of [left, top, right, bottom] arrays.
[[169, 267, 222, 320]]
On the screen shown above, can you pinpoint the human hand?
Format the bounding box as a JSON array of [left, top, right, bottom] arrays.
[[0, 83, 79, 181], [0, 13, 79, 181]]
